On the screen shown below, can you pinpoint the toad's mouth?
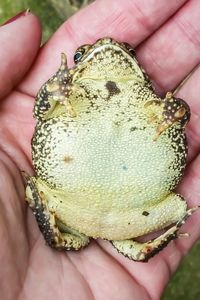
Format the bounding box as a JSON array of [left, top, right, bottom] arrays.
[[75, 75, 145, 84], [72, 43, 146, 84]]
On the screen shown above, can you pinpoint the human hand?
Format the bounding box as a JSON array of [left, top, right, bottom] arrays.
[[1, 1, 200, 299]]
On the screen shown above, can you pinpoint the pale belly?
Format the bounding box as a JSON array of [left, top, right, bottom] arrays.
[[32, 108, 187, 239], [35, 177, 187, 240]]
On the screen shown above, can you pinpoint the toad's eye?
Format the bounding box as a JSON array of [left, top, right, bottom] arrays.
[[74, 49, 85, 63], [129, 48, 135, 56], [123, 43, 135, 56]]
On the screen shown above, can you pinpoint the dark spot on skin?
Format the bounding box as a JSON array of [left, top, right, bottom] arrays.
[[130, 126, 137, 132], [122, 165, 128, 170], [142, 211, 149, 216], [128, 222, 130, 225], [130, 126, 146, 132], [114, 121, 120, 126], [105, 81, 120, 99], [63, 155, 74, 163]]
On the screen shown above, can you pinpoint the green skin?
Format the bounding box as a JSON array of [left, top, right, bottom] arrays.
[[25, 38, 198, 262]]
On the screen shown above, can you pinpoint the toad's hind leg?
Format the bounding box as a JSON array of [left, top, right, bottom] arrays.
[[112, 200, 199, 262], [23, 173, 90, 250]]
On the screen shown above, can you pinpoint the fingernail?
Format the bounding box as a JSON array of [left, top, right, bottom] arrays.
[[1, 9, 30, 26]]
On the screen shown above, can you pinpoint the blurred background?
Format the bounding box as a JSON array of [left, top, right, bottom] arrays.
[[0, 0, 200, 299]]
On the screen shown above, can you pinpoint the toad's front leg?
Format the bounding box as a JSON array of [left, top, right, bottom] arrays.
[[33, 54, 76, 120], [145, 92, 190, 139], [23, 172, 90, 250]]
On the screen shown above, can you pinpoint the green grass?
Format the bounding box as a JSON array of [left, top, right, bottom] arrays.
[[1, 1, 200, 299], [162, 241, 200, 300], [0, 0, 63, 41], [0, 0, 93, 41]]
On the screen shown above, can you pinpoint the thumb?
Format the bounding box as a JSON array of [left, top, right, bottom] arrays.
[[0, 11, 41, 99]]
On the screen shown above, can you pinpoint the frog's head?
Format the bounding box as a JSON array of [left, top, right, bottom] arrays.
[[71, 38, 148, 85]]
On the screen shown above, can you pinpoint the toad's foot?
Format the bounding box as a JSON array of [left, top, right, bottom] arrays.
[[112, 206, 199, 262], [23, 172, 90, 250], [145, 92, 190, 140]]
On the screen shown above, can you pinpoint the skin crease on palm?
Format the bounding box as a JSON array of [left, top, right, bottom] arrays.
[[1, 0, 200, 299]]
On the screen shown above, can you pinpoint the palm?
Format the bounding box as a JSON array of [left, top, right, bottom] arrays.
[[1, 1, 200, 299]]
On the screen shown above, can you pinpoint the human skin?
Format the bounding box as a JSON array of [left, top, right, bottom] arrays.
[[0, 1, 200, 299]]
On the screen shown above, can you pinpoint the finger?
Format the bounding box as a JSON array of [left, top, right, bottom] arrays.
[[136, 0, 200, 94], [0, 90, 35, 170], [19, 0, 187, 96], [0, 12, 41, 99]]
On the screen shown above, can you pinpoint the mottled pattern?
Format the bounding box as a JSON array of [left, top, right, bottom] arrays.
[[34, 54, 72, 120], [25, 38, 197, 261]]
